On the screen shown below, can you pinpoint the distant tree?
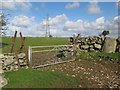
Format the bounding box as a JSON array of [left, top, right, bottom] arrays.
[[0, 13, 9, 36], [99, 30, 109, 37], [49, 35, 53, 38]]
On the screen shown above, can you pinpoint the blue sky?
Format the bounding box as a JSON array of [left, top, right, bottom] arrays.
[[1, 1, 119, 37], [7, 2, 118, 21]]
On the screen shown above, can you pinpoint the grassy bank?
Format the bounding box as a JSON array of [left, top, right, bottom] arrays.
[[4, 69, 78, 88], [3, 68, 79, 88]]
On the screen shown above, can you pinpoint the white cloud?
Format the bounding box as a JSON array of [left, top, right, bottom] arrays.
[[116, 0, 120, 8], [1, 0, 29, 2], [114, 16, 120, 23], [9, 26, 21, 31], [65, 2, 80, 9], [42, 14, 68, 26], [50, 28, 56, 35], [0, 2, 16, 10], [17, 2, 32, 11], [64, 17, 105, 33], [0, 1, 32, 11], [11, 15, 35, 27], [96, 17, 105, 25], [88, 2, 101, 14], [96, 17, 105, 29], [64, 19, 85, 32], [7, 14, 119, 37]]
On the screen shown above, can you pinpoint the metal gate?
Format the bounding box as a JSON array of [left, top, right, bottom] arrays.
[[28, 45, 76, 68]]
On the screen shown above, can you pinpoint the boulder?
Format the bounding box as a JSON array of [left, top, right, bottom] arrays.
[[0, 61, 3, 64], [94, 44, 102, 50], [4, 57, 14, 66], [81, 45, 89, 50], [18, 53, 26, 59], [0, 66, 4, 74], [14, 65, 19, 69], [0, 54, 4, 59], [19, 59, 24, 63], [0, 74, 8, 89], [102, 37, 117, 53], [0, 70, 4, 74], [89, 48, 95, 52], [0, 75, 8, 88], [91, 41, 95, 44]]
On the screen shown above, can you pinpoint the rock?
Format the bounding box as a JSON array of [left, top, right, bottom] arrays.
[[4, 57, 14, 66], [0, 54, 4, 59], [89, 48, 95, 52], [89, 45, 94, 48], [91, 41, 95, 44], [96, 39, 102, 44], [14, 65, 19, 69], [81, 45, 89, 50], [0, 60, 3, 64], [18, 53, 26, 59], [94, 44, 102, 50], [0, 70, 4, 74], [0, 65, 4, 74], [19, 59, 24, 63], [0, 75, 7, 88], [14, 61, 18, 65], [102, 37, 117, 53], [25, 66, 29, 69]]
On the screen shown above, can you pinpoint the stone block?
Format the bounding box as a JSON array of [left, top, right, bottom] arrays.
[[102, 37, 117, 53], [18, 53, 26, 59], [81, 45, 89, 50], [94, 44, 102, 50]]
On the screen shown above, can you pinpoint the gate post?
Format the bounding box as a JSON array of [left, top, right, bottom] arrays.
[[28, 46, 32, 67]]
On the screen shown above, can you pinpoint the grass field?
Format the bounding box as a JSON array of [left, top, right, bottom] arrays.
[[2, 37, 68, 53], [3, 68, 79, 88]]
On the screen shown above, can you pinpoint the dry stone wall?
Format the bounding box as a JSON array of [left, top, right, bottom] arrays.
[[0, 53, 26, 73], [77, 36, 120, 53], [0, 36, 119, 73]]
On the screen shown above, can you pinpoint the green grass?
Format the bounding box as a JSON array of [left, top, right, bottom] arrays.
[[2, 37, 68, 53], [3, 68, 79, 88], [77, 51, 119, 63]]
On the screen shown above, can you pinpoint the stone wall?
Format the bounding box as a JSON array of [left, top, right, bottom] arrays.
[[0, 36, 119, 73], [77, 36, 120, 53], [0, 53, 26, 73]]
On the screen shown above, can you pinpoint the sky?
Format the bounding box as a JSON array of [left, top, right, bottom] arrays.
[[0, 0, 120, 37]]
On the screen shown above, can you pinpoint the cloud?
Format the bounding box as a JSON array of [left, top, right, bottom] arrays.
[[96, 17, 105, 25], [65, 2, 80, 9], [88, 2, 101, 14], [96, 17, 105, 29], [42, 14, 68, 26], [64, 19, 85, 32], [114, 16, 120, 23], [7, 14, 119, 37], [64, 17, 105, 33], [0, 2, 16, 10], [9, 26, 21, 31], [11, 15, 35, 28], [16, 2, 32, 11], [1, 0, 28, 2], [104, 16, 119, 37], [0, 1, 32, 11], [116, 0, 120, 8]]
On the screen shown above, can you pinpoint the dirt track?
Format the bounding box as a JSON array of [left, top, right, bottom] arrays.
[[38, 59, 119, 88]]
